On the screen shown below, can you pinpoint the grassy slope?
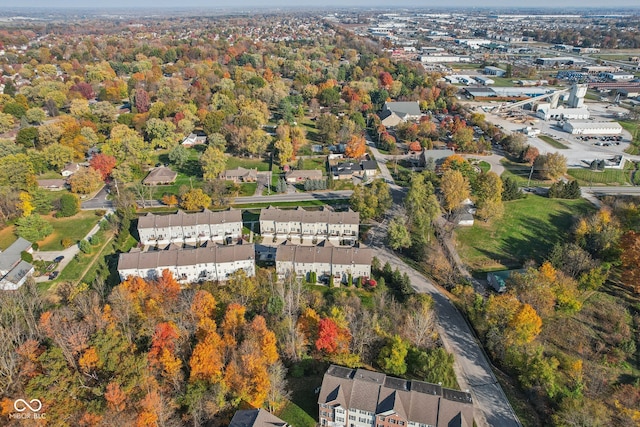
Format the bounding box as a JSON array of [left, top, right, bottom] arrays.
[[455, 194, 595, 272], [37, 211, 101, 251]]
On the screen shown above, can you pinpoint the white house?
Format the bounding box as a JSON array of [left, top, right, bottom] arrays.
[[117, 244, 255, 283], [0, 238, 34, 291], [137, 209, 243, 246], [260, 206, 359, 245], [275, 243, 372, 284]]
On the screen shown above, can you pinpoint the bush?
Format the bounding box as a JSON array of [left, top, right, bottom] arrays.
[[78, 239, 91, 254], [61, 237, 73, 248], [20, 251, 33, 263], [56, 193, 80, 217], [90, 234, 102, 246], [31, 243, 39, 251]]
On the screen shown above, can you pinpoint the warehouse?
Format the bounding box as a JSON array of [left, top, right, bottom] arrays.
[[562, 121, 623, 135], [535, 57, 580, 66], [536, 105, 590, 121]]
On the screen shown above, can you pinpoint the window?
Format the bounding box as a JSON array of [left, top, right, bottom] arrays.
[[349, 415, 356, 421]]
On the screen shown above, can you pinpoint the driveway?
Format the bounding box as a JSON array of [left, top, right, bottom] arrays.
[[81, 185, 113, 210]]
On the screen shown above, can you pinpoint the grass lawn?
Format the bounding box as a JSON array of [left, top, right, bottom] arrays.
[[37, 211, 102, 251], [500, 159, 551, 187], [277, 401, 316, 427], [226, 156, 271, 171], [0, 225, 17, 250], [567, 168, 632, 185], [301, 157, 327, 171], [538, 135, 569, 149], [149, 173, 203, 199], [238, 182, 257, 197], [455, 194, 595, 272], [478, 161, 491, 173], [280, 374, 323, 425], [331, 180, 355, 191], [619, 120, 639, 135]]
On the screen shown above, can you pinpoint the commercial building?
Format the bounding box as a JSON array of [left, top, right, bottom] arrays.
[[260, 206, 359, 245], [276, 243, 372, 284], [484, 65, 506, 77], [562, 121, 623, 135], [535, 57, 581, 66], [536, 105, 590, 121], [0, 238, 34, 291], [137, 209, 243, 246], [318, 365, 474, 427], [117, 243, 255, 283]]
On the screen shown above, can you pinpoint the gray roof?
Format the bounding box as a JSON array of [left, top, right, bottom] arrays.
[[383, 101, 422, 118], [222, 167, 258, 180], [118, 244, 254, 271], [143, 166, 177, 184], [0, 237, 32, 271], [276, 244, 372, 267], [137, 209, 242, 231], [229, 409, 287, 427], [261, 206, 359, 226], [318, 365, 473, 426]]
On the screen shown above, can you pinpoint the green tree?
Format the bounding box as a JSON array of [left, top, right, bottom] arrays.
[[200, 146, 227, 181], [24, 107, 46, 125], [168, 145, 189, 169], [474, 171, 504, 221], [43, 143, 76, 171], [501, 176, 524, 201], [0, 112, 15, 133], [16, 214, 53, 242], [378, 335, 409, 376], [145, 118, 177, 148], [405, 173, 440, 244], [387, 217, 412, 251], [57, 193, 80, 217], [16, 127, 39, 148]]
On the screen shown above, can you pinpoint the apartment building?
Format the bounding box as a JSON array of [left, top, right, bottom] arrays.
[[117, 243, 255, 283], [137, 209, 243, 246], [276, 243, 372, 284], [260, 207, 359, 245], [318, 365, 474, 427]]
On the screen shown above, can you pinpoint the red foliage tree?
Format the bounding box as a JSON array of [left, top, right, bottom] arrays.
[[379, 72, 393, 89], [135, 88, 151, 114], [89, 153, 117, 180], [70, 82, 95, 100], [315, 317, 350, 354]]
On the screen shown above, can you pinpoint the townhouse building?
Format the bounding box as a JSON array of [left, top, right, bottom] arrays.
[[117, 243, 255, 283], [318, 365, 474, 427], [137, 209, 243, 246], [276, 243, 372, 284], [260, 206, 359, 245]]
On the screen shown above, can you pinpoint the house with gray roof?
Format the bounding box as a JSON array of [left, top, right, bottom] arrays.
[[318, 365, 473, 427], [260, 206, 359, 245], [221, 167, 258, 183], [379, 101, 422, 127], [117, 243, 255, 283], [276, 242, 372, 284], [229, 409, 288, 427], [142, 166, 178, 185], [0, 238, 34, 290], [137, 209, 243, 246]]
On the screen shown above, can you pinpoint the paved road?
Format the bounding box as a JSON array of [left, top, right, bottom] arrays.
[[81, 185, 113, 210]]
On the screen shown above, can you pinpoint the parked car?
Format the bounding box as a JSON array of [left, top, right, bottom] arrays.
[[49, 271, 59, 280], [54, 255, 64, 263]]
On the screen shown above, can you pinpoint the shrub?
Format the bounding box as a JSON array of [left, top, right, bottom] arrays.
[[61, 237, 73, 248], [56, 193, 80, 217], [78, 239, 91, 254], [90, 234, 102, 246], [20, 251, 33, 263]]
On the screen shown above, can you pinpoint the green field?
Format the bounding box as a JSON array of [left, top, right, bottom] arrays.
[[538, 135, 569, 149], [567, 168, 633, 185], [301, 157, 327, 171], [500, 159, 551, 187], [226, 156, 271, 171], [37, 211, 102, 251], [455, 194, 595, 272]]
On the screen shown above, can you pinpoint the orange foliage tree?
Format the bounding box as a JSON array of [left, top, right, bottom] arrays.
[[345, 134, 366, 159]]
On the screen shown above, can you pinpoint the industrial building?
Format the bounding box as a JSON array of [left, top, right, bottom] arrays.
[[484, 65, 506, 76], [562, 121, 623, 135]]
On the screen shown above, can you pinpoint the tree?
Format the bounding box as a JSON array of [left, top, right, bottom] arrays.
[[168, 145, 189, 169], [69, 167, 103, 194], [0, 112, 15, 133], [275, 138, 294, 165], [17, 192, 34, 217], [316, 113, 340, 143], [16, 127, 39, 148], [57, 193, 80, 217], [387, 217, 412, 251], [345, 134, 366, 159], [378, 335, 409, 376], [535, 152, 567, 180], [145, 118, 177, 148], [474, 171, 504, 221], [162, 194, 178, 207], [180, 188, 211, 211], [502, 176, 524, 201], [200, 147, 226, 181], [42, 143, 76, 172], [16, 214, 53, 242], [89, 154, 117, 180], [134, 88, 150, 113], [440, 169, 470, 214], [24, 108, 46, 125], [315, 317, 350, 355], [620, 231, 640, 294]]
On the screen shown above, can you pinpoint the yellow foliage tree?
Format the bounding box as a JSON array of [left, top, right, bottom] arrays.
[[18, 191, 34, 217]]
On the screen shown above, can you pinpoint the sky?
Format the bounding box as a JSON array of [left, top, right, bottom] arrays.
[[2, 0, 640, 9]]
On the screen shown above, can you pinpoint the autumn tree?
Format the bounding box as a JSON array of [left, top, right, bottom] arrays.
[[535, 152, 567, 180], [345, 134, 366, 159], [90, 153, 117, 180], [69, 167, 103, 194], [473, 171, 504, 222], [620, 231, 640, 293], [200, 146, 226, 181], [378, 335, 409, 376], [180, 188, 211, 211], [440, 169, 470, 214]]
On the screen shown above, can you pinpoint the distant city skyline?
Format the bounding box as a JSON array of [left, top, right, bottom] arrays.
[[2, 1, 640, 9]]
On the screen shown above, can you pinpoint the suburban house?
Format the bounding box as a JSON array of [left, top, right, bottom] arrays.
[[221, 167, 258, 183], [137, 209, 243, 246], [181, 133, 207, 147], [379, 101, 422, 127], [259, 206, 359, 245], [0, 237, 35, 291], [61, 162, 81, 177], [276, 243, 372, 284], [229, 409, 288, 427], [142, 166, 178, 185], [285, 169, 323, 183], [330, 160, 378, 180], [318, 365, 474, 427], [117, 243, 255, 283], [37, 179, 67, 191]]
